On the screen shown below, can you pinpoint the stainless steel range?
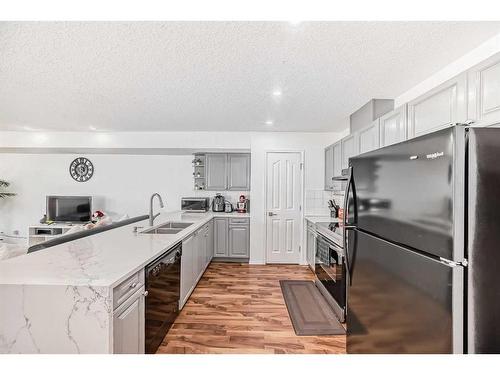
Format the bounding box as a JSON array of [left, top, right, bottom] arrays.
[[314, 221, 346, 322]]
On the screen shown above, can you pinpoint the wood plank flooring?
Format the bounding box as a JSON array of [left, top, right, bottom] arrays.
[[156, 262, 346, 354]]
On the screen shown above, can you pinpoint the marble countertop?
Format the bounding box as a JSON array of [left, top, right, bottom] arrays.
[[304, 215, 341, 224], [0, 211, 250, 288]]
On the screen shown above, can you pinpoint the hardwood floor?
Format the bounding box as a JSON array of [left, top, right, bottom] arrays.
[[156, 262, 346, 354]]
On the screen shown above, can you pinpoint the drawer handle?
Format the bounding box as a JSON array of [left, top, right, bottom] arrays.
[[129, 282, 137, 289]]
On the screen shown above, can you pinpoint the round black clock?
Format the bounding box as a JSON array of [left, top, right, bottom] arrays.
[[69, 157, 94, 182]]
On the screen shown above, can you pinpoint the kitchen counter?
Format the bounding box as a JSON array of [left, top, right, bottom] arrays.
[[305, 215, 341, 224], [0, 211, 249, 288], [0, 210, 250, 353]]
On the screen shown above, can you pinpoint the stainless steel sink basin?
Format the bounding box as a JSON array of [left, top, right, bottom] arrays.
[[140, 222, 193, 235], [157, 222, 193, 229], [142, 228, 183, 235]]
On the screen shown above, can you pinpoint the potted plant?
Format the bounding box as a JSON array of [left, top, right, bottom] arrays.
[[0, 179, 16, 199]]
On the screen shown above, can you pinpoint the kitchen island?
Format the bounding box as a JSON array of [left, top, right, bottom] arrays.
[[0, 211, 250, 354]]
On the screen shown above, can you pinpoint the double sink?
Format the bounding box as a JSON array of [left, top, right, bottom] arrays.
[[140, 222, 193, 235]]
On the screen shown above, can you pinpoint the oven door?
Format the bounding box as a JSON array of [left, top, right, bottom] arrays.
[[315, 234, 346, 321]]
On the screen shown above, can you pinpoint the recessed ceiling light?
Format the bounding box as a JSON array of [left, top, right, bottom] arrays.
[[272, 89, 282, 97], [265, 120, 274, 126], [89, 126, 97, 131]]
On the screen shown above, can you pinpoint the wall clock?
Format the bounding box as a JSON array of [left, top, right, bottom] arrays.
[[69, 157, 94, 182]]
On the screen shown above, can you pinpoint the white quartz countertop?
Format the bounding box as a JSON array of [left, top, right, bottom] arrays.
[[0, 211, 250, 288], [304, 215, 341, 224]]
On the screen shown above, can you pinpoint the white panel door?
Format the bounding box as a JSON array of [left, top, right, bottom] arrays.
[[266, 152, 303, 264]]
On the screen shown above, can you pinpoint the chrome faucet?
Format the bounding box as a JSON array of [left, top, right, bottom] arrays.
[[149, 193, 165, 226]]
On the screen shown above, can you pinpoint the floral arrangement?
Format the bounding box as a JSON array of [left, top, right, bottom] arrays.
[[0, 179, 15, 199]]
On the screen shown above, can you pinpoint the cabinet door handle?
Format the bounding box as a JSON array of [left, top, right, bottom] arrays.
[[143, 290, 149, 297], [268, 212, 277, 216]]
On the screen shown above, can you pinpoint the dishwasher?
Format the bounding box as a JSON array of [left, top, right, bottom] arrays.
[[145, 241, 182, 354]]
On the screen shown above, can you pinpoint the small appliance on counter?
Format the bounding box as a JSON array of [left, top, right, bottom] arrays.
[[212, 193, 225, 212], [224, 201, 233, 213], [328, 199, 340, 218], [181, 197, 210, 212], [236, 194, 249, 213]]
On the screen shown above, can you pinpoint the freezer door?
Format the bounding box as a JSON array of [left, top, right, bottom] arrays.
[[349, 126, 465, 260], [346, 229, 463, 354], [468, 128, 500, 353]]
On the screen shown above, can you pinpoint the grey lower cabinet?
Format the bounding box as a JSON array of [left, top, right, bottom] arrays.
[[180, 221, 214, 309], [467, 52, 500, 127], [306, 222, 316, 272], [358, 119, 380, 154], [214, 217, 229, 256], [379, 105, 407, 147], [112, 270, 146, 354], [407, 72, 467, 138], [205, 153, 251, 191], [113, 288, 145, 354], [180, 234, 194, 308], [206, 219, 214, 265], [228, 225, 249, 257], [214, 217, 250, 259]]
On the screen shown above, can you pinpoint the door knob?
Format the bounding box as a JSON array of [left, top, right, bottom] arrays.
[[268, 212, 277, 216]]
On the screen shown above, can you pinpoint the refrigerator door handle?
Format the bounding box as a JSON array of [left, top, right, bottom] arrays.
[[343, 166, 357, 283]]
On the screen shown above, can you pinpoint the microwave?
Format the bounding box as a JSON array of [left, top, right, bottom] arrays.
[[181, 197, 210, 212]]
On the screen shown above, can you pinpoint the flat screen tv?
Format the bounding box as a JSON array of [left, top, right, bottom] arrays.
[[46, 196, 92, 222]]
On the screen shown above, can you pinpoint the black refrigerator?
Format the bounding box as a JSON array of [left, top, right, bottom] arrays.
[[345, 125, 500, 354]]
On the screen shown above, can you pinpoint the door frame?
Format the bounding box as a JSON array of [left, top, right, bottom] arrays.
[[264, 150, 305, 265]]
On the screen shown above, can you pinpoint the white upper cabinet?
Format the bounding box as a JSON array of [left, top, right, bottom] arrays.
[[407, 73, 467, 138], [341, 134, 358, 169], [467, 52, 500, 127], [358, 119, 380, 154], [379, 105, 407, 148]]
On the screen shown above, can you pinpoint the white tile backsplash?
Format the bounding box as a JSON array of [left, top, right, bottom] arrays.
[[305, 189, 345, 216]]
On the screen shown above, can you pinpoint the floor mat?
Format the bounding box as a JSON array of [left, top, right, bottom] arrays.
[[280, 280, 345, 336]]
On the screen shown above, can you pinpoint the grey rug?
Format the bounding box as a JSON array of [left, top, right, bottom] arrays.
[[280, 280, 345, 336]]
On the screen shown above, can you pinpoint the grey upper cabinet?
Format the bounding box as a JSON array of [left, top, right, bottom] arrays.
[[228, 225, 249, 258], [324, 145, 334, 190], [358, 119, 380, 154], [407, 73, 467, 138], [205, 153, 251, 191], [206, 154, 228, 190], [341, 133, 358, 169], [113, 288, 145, 354], [227, 154, 251, 190], [214, 217, 228, 257], [379, 105, 408, 148], [332, 142, 342, 177], [467, 52, 500, 127]]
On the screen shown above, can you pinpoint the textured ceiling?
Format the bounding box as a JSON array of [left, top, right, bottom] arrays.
[[1, 21, 500, 132]]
